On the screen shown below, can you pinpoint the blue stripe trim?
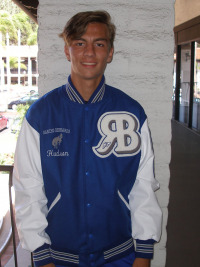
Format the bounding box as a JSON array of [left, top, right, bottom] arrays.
[[136, 243, 153, 253], [135, 239, 155, 259], [66, 75, 105, 104], [104, 238, 134, 260], [68, 83, 84, 104], [136, 247, 153, 253], [91, 83, 105, 103], [66, 84, 76, 102], [33, 238, 134, 265], [33, 247, 79, 264]]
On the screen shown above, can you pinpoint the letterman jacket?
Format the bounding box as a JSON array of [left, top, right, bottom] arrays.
[[13, 76, 162, 267]]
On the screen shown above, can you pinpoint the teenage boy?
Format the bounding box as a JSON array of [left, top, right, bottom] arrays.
[[13, 10, 162, 267]]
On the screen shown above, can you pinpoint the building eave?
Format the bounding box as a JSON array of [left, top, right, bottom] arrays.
[[11, 0, 38, 24]]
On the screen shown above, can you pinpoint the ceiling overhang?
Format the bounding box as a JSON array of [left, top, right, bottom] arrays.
[[12, 0, 39, 24]]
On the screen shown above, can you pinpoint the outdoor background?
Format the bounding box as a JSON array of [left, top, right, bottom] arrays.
[[0, 2, 38, 264]]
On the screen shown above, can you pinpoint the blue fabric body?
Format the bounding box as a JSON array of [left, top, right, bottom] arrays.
[[28, 77, 148, 267]]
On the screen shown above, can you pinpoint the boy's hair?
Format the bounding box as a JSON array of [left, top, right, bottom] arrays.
[[59, 10, 116, 48]]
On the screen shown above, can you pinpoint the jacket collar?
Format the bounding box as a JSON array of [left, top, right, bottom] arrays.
[[66, 75, 105, 104]]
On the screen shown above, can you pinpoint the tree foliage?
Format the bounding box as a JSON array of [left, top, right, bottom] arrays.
[[0, 152, 14, 165], [0, 0, 38, 45], [0, 10, 17, 44], [3, 56, 27, 70], [15, 104, 30, 138], [9, 56, 27, 70], [0, 0, 20, 15], [27, 32, 37, 46]]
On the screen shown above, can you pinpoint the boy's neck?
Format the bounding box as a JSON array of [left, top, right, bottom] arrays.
[[70, 75, 103, 101]]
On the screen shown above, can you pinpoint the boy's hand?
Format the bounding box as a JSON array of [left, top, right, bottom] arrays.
[[132, 258, 150, 267]]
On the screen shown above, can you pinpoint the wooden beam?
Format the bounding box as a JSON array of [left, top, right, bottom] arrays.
[[174, 15, 200, 45], [11, 0, 38, 24]]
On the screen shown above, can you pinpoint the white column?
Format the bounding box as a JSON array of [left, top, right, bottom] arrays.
[[18, 29, 21, 86], [28, 56, 32, 87], [0, 32, 4, 92], [6, 32, 10, 91], [0, 59, 5, 92], [35, 58, 38, 88]]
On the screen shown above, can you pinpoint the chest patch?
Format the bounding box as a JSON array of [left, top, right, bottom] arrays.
[[52, 133, 63, 149], [93, 112, 141, 158]]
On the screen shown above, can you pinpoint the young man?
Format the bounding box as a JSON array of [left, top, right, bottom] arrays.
[[13, 11, 162, 267]]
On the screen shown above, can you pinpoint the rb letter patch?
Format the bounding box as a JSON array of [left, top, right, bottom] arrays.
[[93, 112, 141, 158]]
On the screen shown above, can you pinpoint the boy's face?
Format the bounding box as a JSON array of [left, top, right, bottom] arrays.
[[64, 23, 114, 86]]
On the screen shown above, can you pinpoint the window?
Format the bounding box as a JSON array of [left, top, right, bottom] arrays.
[[173, 16, 200, 133], [192, 41, 200, 131], [179, 43, 191, 125]]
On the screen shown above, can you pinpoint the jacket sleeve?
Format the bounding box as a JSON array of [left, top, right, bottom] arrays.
[[13, 118, 51, 252], [128, 119, 162, 259]]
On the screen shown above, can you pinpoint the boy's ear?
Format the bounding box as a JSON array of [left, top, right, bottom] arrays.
[[64, 45, 71, 62], [107, 46, 114, 64]]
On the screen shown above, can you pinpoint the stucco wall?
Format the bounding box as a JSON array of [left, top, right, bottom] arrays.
[[38, 1, 175, 266], [175, 0, 200, 26]]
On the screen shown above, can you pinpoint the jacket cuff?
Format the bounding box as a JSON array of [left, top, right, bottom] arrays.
[[32, 243, 53, 267], [135, 239, 155, 259]]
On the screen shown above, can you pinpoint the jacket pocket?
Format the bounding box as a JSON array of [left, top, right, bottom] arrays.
[[48, 192, 61, 214], [118, 190, 130, 210]]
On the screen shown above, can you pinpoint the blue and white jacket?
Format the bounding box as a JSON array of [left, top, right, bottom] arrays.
[[13, 76, 162, 267]]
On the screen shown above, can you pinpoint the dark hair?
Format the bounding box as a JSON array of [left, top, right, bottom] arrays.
[[59, 10, 116, 48]]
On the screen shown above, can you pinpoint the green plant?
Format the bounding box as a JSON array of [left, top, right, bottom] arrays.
[[9, 56, 27, 70], [15, 104, 30, 137], [27, 31, 37, 45], [0, 152, 14, 166], [0, 7, 38, 46], [0, 10, 17, 45]]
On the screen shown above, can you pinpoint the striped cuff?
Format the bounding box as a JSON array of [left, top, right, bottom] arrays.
[[135, 239, 155, 259], [33, 244, 52, 267], [33, 243, 79, 267]]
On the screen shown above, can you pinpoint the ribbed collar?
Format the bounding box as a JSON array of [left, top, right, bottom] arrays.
[[66, 75, 106, 104]]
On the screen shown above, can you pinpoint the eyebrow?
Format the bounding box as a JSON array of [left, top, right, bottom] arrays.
[[74, 37, 108, 42]]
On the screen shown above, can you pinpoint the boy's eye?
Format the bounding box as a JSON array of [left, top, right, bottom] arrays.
[[96, 43, 104, 47], [76, 42, 84, 46]]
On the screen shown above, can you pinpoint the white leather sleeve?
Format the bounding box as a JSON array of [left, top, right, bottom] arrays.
[[13, 118, 51, 252], [128, 119, 162, 241]]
